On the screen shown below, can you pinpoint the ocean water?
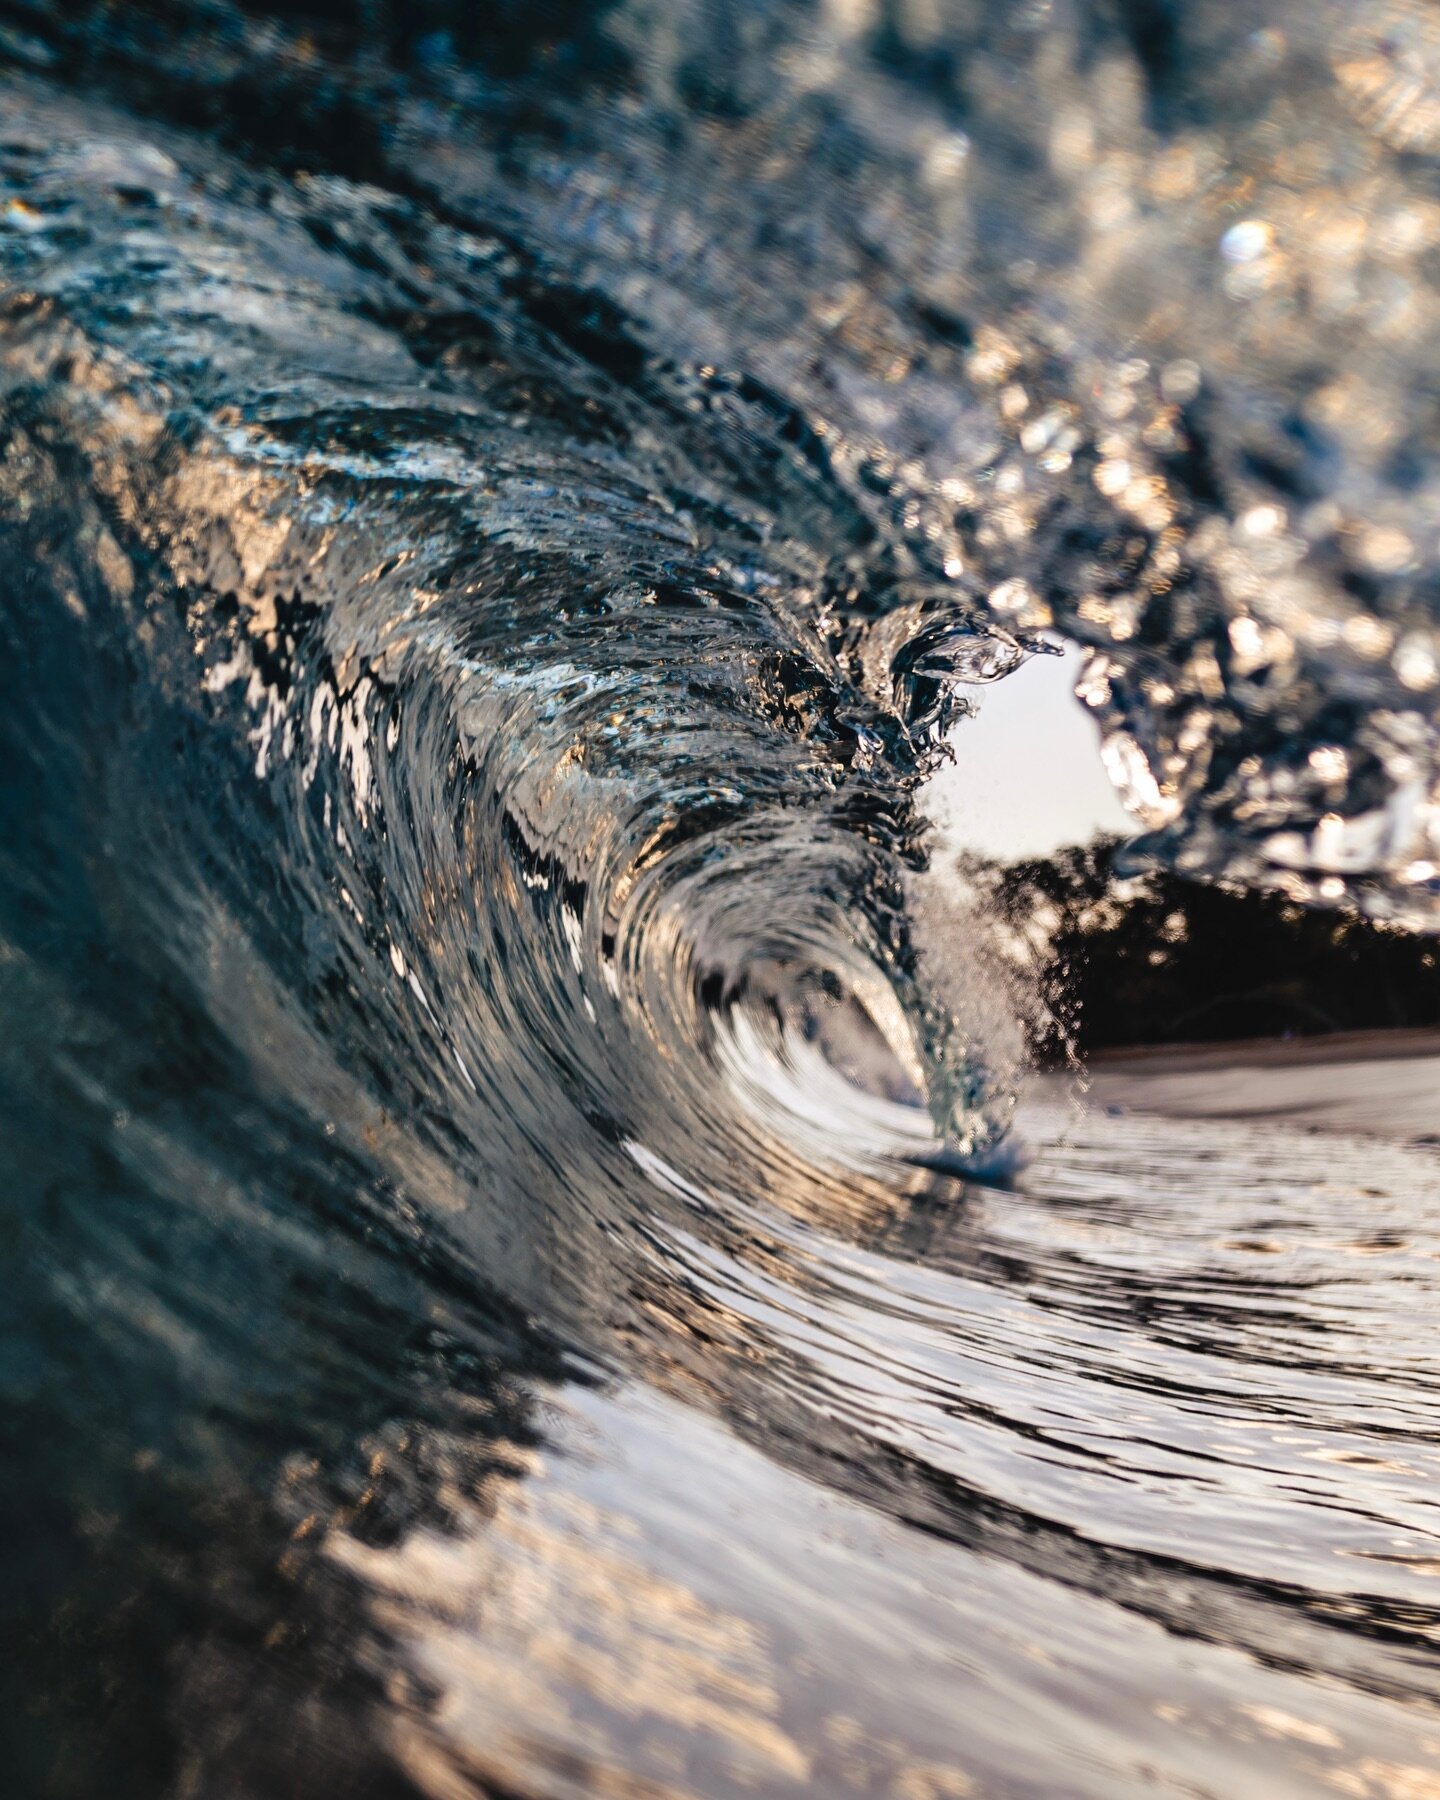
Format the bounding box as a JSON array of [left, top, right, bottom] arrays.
[[1, 4, 1439, 1796]]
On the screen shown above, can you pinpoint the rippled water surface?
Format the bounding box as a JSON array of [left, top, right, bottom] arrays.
[[2, 4, 1440, 1796]]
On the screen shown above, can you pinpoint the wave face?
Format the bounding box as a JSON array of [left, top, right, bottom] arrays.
[[2, 6, 1439, 1797]]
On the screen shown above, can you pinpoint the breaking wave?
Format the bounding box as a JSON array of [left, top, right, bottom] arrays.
[[3, 6, 1439, 1796]]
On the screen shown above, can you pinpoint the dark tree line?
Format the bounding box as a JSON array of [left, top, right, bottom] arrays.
[[982, 839, 1440, 1059]]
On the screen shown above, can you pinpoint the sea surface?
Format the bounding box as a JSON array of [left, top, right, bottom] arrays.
[[2, 4, 1439, 1796]]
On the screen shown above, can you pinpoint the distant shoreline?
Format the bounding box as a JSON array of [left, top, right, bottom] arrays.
[[1089, 1026, 1440, 1074]]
